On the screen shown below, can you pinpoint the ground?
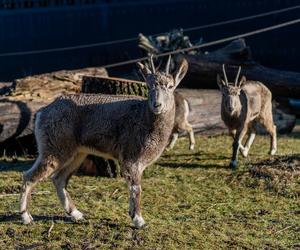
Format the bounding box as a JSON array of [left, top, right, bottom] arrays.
[[0, 133, 299, 249]]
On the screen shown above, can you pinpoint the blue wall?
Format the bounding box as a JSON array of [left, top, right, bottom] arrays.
[[0, 0, 299, 81]]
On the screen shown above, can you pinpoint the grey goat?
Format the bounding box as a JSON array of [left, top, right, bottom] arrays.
[[20, 56, 188, 228]]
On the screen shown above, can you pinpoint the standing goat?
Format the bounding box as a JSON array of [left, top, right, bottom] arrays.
[[20, 56, 188, 228], [138, 59, 195, 151], [217, 65, 277, 169], [167, 91, 195, 150]]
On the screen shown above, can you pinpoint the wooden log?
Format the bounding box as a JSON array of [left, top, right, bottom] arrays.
[[177, 39, 300, 99], [82, 76, 148, 97], [0, 67, 108, 143]]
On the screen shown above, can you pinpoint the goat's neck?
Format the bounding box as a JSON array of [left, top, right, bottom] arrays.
[[145, 98, 176, 135], [229, 107, 242, 118]]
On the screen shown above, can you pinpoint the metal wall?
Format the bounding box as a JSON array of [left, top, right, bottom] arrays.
[[0, 0, 299, 81]]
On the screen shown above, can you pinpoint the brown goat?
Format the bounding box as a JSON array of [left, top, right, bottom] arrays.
[[167, 91, 195, 150], [217, 65, 277, 169]]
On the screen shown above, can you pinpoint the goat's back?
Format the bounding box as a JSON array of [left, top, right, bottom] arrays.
[[35, 94, 147, 157]]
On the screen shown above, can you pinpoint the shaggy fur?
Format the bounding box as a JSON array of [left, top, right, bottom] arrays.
[[20, 57, 188, 228]]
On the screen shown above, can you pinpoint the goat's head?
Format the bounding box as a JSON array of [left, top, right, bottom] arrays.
[[137, 55, 188, 115], [217, 65, 246, 116]]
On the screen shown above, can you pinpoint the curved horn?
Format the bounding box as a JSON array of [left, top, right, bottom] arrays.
[[149, 54, 156, 73], [165, 55, 171, 74], [235, 66, 241, 87], [222, 64, 228, 86]]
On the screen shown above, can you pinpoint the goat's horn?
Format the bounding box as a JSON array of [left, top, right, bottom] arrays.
[[222, 64, 228, 86], [149, 54, 156, 73], [165, 55, 171, 74], [235, 66, 241, 87]]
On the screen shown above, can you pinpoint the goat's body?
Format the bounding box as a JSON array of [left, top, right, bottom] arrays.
[[222, 82, 269, 129], [168, 91, 195, 150], [21, 93, 176, 227], [220, 81, 277, 168], [36, 94, 172, 166]]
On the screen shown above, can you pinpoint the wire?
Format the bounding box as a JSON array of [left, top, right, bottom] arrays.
[[0, 4, 299, 57], [102, 18, 300, 68], [183, 4, 300, 33]]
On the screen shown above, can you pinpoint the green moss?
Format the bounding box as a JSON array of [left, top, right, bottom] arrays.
[[0, 135, 299, 249]]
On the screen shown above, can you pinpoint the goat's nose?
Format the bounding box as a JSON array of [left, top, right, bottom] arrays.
[[154, 103, 162, 108]]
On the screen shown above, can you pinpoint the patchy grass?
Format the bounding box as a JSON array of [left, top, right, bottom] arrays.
[[0, 134, 299, 249]]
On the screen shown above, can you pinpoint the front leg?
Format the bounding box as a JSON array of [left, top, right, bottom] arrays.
[[230, 126, 248, 169], [122, 164, 146, 228]]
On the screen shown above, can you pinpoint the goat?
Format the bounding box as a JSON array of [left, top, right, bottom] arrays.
[[167, 91, 195, 150], [19, 55, 188, 228], [137, 59, 195, 151], [217, 65, 277, 169]]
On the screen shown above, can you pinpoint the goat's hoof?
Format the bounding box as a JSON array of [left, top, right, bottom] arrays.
[[21, 212, 33, 225], [189, 144, 195, 151], [241, 148, 249, 158], [229, 160, 238, 169], [70, 209, 84, 222], [132, 215, 146, 229], [269, 149, 277, 156]]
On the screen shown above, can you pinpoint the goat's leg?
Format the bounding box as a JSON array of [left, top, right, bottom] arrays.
[[123, 165, 145, 228], [185, 124, 195, 150], [241, 125, 256, 158], [52, 153, 87, 221], [270, 124, 277, 155], [261, 99, 277, 155], [20, 155, 59, 224], [229, 129, 246, 153], [230, 126, 248, 169], [167, 133, 178, 150], [263, 121, 277, 155]]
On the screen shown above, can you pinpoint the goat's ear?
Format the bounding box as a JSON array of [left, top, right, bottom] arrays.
[[238, 76, 247, 88], [174, 58, 188, 88], [217, 74, 226, 89]]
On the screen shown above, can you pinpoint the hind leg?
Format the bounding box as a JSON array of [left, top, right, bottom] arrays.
[[262, 121, 277, 155], [167, 132, 179, 150], [20, 155, 60, 224], [52, 153, 87, 221], [260, 111, 277, 155], [186, 123, 195, 150]]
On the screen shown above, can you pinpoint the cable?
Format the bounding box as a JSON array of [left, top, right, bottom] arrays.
[[183, 4, 300, 33], [102, 18, 300, 68], [0, 4, 299, 57]]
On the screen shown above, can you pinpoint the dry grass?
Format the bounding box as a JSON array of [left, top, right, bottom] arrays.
[[0, 134, 299, 249]]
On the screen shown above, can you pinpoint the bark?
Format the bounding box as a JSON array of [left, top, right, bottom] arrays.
[[0, 67, 108, 143]]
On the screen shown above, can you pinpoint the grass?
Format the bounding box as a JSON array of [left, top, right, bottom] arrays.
[[0, 134, 299, 249]]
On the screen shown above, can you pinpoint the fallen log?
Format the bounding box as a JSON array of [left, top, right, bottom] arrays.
[[177, 39, 300, 98]]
